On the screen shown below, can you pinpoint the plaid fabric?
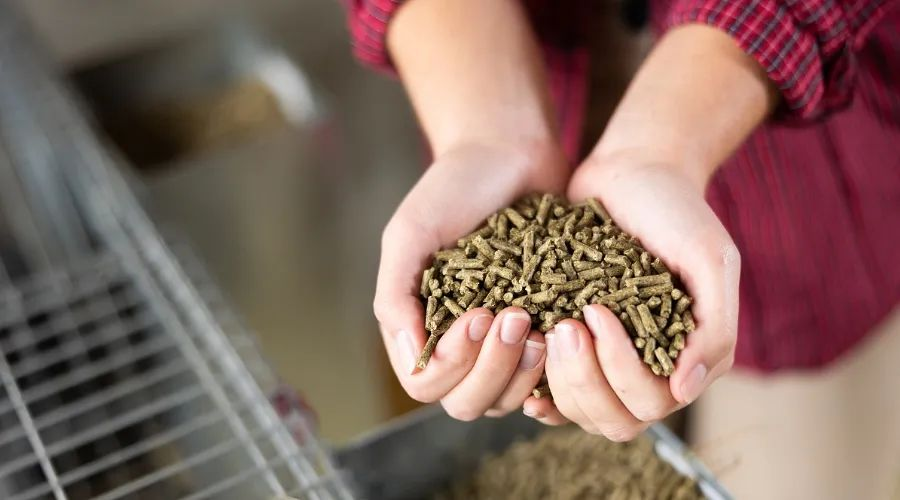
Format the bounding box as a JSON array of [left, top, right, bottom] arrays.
[[342, 1, 900, 371], [660, 0, 894, 119]]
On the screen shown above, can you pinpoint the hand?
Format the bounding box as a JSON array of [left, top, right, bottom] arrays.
[[375, 141, 568, 420], [523, 155, 740, 439]]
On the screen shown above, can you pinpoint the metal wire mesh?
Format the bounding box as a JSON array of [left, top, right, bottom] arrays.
[[0, 2, 353, 498]]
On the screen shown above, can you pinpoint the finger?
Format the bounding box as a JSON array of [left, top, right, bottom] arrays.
[[669, 238, 740, 405], [544, 332, 597, 433], [487, 331, 547, 416], [522, 396, 569, 426], [548, 320, 646, 441], [584, 305, 681, 422], [440, 308, 533, 421], [382, 307, 493, 403]]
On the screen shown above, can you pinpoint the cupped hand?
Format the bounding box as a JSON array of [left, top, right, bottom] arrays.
[[374, 141, 568, 420], [523, 155, 740, 438]]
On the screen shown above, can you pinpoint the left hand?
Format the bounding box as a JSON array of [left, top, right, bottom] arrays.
[[522, 155, 740, 439]]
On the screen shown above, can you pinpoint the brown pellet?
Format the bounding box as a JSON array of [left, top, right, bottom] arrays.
[[660, 294, 673, 320], [425, 296, 437, 328], [571, 240, 604, 262], [655, 347, 675, 376], [599, 286, 639, 304], [683, 311, 696, 332], [488, 265, 515, 281], [416, 193, 696, 383], [504, 207, 528, 229], [447, 258, 486, 270], [626, 304, 647, 338], [539, 272, 568, 285], [429, 305, 449, 331], [618, 296, 640, 308], [471, 235, 494, 259], [651, 257, 669, 274], [561, 259, 577, 280], [532, 383, 552, 399], [638, 283, 675, 299], [529, 289, 558, 304], [673, 333, 686, 350], [624, 273, 672, 288], [573, 260, 600, 272], [643, 337, 657, 364], [421, 268, 435, 297], [417, 333, 440, 369], [674, 295, 692, 315], [637, 304, 659, 336], [553, 278, 586, 293], [444, 298, 465, 318], [666, 321, 685, 338], [586, 198, 611, 222], [577, 266, 606, 281], [489, 239, 523, 256]]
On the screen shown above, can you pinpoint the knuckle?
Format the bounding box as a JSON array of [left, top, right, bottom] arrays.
[[564, 369, 594, 392], [380, 218, 407, 246], [484, 408, 511, 418], [630, 401, 672, 423], [721, 351, 735, 372], [602, 425, 642, 443], [582, 425, 604, 436], [442, 400, 482, 422], [440, 343, 476, 369], [709, 333, 736, 362], [372, 297, 390, 323], [722, 241, 741, 271], [404, 383, 436, 404]]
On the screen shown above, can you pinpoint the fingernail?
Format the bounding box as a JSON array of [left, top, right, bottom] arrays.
[[468, 314, 493, 342], [518, 340, 546, 370], [500, 313, 530, 344], [554, 323, 580, 358], [545, 333, 558, 362], [398, 330, 418, 375], [583, 306, 601, 336], [523, 407, 544, 419], [680, 364, 707, 403]]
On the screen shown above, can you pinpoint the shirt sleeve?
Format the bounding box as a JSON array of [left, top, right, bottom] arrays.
[[344, 0, 406, 74], [657, 0, 897, 120]]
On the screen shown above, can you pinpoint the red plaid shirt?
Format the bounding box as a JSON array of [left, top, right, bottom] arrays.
[[345, 0, 900, 372]]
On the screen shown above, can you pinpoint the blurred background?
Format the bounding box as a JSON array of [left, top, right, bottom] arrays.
[[7, 0, 649, 448], [11, 0, 424, 444]]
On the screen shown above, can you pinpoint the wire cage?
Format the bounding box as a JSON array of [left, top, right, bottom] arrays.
[[0, 3, 352, 499]]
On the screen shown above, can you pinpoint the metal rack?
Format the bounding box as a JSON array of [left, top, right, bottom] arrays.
[[0, 2, 352, 499]]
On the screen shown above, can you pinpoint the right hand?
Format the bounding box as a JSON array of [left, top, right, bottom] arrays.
[[374, 141, 567, 420]]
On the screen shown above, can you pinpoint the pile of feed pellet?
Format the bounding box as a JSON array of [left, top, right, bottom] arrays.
[[418, 194, 695, 379], [436, 426, 702, 500]]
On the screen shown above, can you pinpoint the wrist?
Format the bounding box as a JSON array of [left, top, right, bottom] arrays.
[[587, 146, 714, 192], [437, 135, 568, 184], [585, 24, 776, 190]]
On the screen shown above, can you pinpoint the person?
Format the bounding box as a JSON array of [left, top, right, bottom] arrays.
[[345, 0, 900, 497]]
